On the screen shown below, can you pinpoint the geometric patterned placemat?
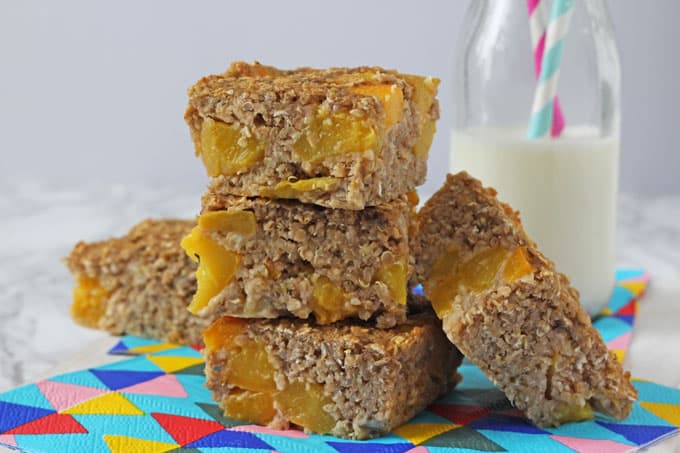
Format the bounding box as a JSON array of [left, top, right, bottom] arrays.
[[1, 268, 679, 452]]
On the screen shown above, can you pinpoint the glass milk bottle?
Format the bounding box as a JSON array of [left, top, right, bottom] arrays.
[[451, 0, 621, 315]]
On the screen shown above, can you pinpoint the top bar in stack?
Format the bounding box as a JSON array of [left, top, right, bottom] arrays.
[[185, 61, 439, 209]]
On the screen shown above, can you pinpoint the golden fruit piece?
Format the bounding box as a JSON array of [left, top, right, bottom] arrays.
[[200, 117, 265, 177], [293, 108, 378, 163], [406, 190, 420, 206], [400, 75, 439, 158], [71, 277, 109, 328], [199, 210, 257, 237], [425, 246, 534, 318], [374, 258, 408, 305], [261, 177, 341, 199], [205, 317, 276, 392], [223, 388, 277, 426], [277, 381, 336, 434], [203, 317, 247, 351], [503, 246, 535, 282], [401, 75, 439, 119], [425, 245, 462, 317], [181, 226, 241, 314], [413, 119, 437, 159], [458, 247, 512, 293], [311, 276, 356, 324], [227, 341, 277, 392], [350, 84, 404, 127], [554, 401, 594, 424]]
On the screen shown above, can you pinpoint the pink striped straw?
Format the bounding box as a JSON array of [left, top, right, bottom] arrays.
[[527, 0, 565, 138]]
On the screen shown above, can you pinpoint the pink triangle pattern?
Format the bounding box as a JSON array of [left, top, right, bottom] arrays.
[[0, 435, 16, 447], [626, 275, 650, 284], [607, 332, 633, 351], [405, 447, 429, 453], [119, 374, 187, 398], [231, 424, 308, 439], [37, 380, 107, 412], [551, 435, 635, 453]]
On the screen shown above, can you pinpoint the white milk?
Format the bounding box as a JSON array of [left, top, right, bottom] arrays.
[[450, 127, 619, 315]]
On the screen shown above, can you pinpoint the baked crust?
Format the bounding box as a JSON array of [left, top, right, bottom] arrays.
[[65, 219, 209, 345], [204, 311, 463, 439], [186, 61, 439, 209], [415, 172, 637, 427]]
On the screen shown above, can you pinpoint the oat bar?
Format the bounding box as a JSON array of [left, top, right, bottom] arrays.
[[181, 193, 415, 328], [415, 172, 636, 427], [203, 312, 462, 439], [185, 61, 439, 209], [65, 219, 209, 345]]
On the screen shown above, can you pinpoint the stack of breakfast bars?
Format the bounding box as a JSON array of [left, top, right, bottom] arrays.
[[180, 62, 463, 438], [66, 62, 636, 440], [68, 62, 464, 439]]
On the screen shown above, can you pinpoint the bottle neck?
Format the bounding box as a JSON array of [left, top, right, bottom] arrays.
[[455, 0, 620, 138]]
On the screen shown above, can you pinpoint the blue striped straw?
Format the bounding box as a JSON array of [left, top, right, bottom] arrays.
[[526, 0, 574, 139]]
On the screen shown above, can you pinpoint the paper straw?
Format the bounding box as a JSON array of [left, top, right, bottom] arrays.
[[526, 0, 574, 139], [527, 0, 566, 137]]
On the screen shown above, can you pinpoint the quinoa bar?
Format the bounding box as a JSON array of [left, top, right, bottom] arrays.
[[181, 193, 416, 328], [185, 61, 439, 209], [415, 172, 637, 427], [65, 219, 209, 346], [203, 312, 462, 440]]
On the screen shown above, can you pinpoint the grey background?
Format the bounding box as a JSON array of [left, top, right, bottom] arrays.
[[1, 0, 678, 197]]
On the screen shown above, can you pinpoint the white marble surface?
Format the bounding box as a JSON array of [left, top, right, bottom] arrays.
[[0, 180, 202, 390], [0, 181, 679, 449]]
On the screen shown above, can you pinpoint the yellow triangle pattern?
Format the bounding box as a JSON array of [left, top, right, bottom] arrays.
[[104, 435, 177, 453], [393, 422, 458, 445], [62, 392, 143, 415], [621, 281, 646, 297], [128, 343, 177, 355], [611, 349, 625, 364], [600, 307, 613, 316], [640, 402, 680, 427], [147, 355, 204, 374]]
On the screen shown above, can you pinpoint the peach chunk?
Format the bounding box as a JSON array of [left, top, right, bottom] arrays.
[[401, 75, 439, 120], [293, 107, 379, 163], [71, 277, 109, 328], [261, 177, 341, 199], [503, 247, 535, 281], [311, 276, 357, 324], [224, 389, 277, 426], [203, 317, 247, 351], [277, 381, 336, 434], [425, 246, 534, 318], [204, 317, 276, 392], [221, 381, 336, 434], [413, 120, 437, 159], [555, 401, 594, 424], [205, 318, 337, 433], [406, 190, 420, 206], [400, 75, 439, 158], [200, 117, 265, 177], [181, 226, 241, 314], [350, 84, 404, 128], [227, 341, 277, 392], [198, 210, 257, 237], [374, 259, 408, 305]]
